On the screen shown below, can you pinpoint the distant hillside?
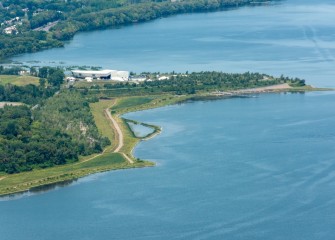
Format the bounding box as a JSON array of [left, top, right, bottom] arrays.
[[0, 0, 278, 59]]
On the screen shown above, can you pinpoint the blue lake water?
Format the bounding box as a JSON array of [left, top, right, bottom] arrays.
[[2, 0, 335, 239], [1, 92, 335, 239], [11, 0, 335, 88]]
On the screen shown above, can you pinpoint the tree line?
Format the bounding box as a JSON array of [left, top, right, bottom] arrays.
[[81, 71, 305, 97]]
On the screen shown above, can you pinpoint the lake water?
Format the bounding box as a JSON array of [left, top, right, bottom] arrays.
[[1, 92, 335, 239], [2, 0, 335, 239], [11, 0, 335, 88]]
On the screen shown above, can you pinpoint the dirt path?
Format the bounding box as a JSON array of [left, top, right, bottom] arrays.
[[104, 101, 134, 164], [143, 128, 162, 141], [120, 153, 134, 164], [0, 176, 6, 181], [33, 21, 59, 32], [77, 151, 105, 164], [77, 100, 133, 164], [233, 83, 292, 93], [104, 109, 124, 153]]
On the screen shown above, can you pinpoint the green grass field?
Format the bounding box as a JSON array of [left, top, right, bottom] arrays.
[[90, 99, 117, 151], [112, 96, 153, 111], [0, 75, 40, 86]]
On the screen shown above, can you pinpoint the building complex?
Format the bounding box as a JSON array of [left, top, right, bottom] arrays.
[[71, 69, 129, 81]]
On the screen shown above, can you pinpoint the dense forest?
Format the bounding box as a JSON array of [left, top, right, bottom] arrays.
[[0, 91, 110, 174], [0, 67, 110, 173], [0, 105, 78, 173], [0, 83, 55, 104], [0, 0, 277, 59]]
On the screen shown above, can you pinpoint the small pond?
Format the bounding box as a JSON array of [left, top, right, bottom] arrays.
[[127, 122, 154, 138]]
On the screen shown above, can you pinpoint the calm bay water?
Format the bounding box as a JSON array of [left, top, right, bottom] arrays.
[[11, 0, 335, 87], [2, 0, 335, 239]]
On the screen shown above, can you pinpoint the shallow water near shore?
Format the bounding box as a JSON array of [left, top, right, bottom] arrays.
[[127, 122, 155, 138], [1, 91, 335, 239]]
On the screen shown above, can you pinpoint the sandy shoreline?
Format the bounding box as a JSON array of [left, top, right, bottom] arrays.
[[212, 83, 292, 96]]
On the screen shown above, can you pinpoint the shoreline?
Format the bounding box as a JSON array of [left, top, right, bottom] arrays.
[[211, 83, 292, 96], [0, 85, 331, 197]]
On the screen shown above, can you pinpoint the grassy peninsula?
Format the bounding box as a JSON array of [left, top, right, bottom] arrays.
[[0, 69, 324, 196], [0, 95, 182, 196]]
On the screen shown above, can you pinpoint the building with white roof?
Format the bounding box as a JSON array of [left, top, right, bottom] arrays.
[[71, 69, 129, 81], [3, 25, 17, 34]]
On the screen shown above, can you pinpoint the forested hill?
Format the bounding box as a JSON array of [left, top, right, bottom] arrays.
[[0, 91, 110, 174], [0, 0, 279, 59]]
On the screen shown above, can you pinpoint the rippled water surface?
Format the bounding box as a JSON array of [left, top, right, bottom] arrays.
[[2, 0, 335, 239], [1, 92, 335, 239]]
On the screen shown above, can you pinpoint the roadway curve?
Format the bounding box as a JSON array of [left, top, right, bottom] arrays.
[[104, 105, 134, 164]]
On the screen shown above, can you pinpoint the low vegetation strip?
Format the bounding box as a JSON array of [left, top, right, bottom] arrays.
[[124, 118, 161, 140], [0, 75, 40, 86], [0, 153, 152, 196], [90, 99, 117, 152]]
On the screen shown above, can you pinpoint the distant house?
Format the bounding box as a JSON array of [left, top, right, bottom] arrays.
[[158, 76, 169, 81], [19, 70, 28, 76], [66, 77, 76, 82], [130, 75, 147, 82], [71, 69, 129, 81], [85, 77, 93, 82], [3, 25, 17, 34]]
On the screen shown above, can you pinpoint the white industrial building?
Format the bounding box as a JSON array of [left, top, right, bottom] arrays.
[[71, 69, 129, 81]]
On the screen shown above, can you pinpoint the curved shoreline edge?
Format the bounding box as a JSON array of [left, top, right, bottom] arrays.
[[0, 85, 331, 197]]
